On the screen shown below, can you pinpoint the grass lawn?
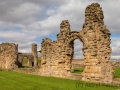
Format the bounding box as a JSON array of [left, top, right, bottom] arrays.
[[0, 69, 120, 90], [114, 68, 120, 78], [74, 67, 84, 74]]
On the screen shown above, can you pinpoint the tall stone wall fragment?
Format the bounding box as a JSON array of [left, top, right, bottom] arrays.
[[0, 43, 18, 70], [81, 3, 113, 84]]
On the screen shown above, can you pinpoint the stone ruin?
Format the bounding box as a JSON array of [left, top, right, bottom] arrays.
[[0, 43, 18, 70], [0, 3, 118, 84], [0, 43, 38, 70], [18, 43, 38, 67], [40, 3, 114, 83]]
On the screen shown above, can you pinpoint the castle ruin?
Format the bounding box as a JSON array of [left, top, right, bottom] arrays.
[[40, 3, 114, 83], [0, 3, 118, 84], [0, 43, 38, 69]]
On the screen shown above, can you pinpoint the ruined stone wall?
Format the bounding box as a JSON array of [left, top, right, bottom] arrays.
[[114, 61, 120, 68], [17, 43, 38, 67], [110, 61, 120, 68], [40, 20, 81, 77], [40, 3, 114, 84], [0, 43, 18, 70]]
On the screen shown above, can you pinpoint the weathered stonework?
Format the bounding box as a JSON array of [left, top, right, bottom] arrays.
[[0, 43, 18, 70], [0, 43, 38, 69], [32, 43, 38, 67], [40, 3, 114, 83], [81, 3, 113, 84]]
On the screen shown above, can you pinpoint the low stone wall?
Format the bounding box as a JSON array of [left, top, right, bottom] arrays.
[[114, 61, 120, 68], [72, 60, 120, 68], [110, 61, 120, 68], [72, 59, 84, 68]]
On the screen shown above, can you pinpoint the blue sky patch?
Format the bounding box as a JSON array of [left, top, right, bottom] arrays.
[[110, 34, 120, 37]]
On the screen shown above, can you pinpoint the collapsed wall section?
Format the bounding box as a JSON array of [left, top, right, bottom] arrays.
[[0, 43, 18, 70]]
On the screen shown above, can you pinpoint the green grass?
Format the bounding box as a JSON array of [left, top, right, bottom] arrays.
[[114, 68, 120, 78], [74, 67, 84, 74], [0, 70, 119, 90]]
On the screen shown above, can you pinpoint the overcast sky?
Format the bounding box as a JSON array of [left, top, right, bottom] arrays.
[[0, 0, 120, 60]]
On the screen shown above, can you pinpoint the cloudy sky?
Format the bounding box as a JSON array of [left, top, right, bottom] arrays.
[[0, 0, 120, 60]]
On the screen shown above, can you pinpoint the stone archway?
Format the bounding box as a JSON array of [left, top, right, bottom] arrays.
[[17, 53, 34, 67], [22, 56, 29, 67], [40, 3, 114, 84]]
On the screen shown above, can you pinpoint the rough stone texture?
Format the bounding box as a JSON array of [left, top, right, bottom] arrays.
[[40, 3, 114, 84], [32, 43, 38, 67], [0, 42, 38, 69], [0, 43, 18, 70], [81, 3, 113, 84]]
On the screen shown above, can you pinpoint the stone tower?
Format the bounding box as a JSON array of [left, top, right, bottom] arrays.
[[32, 43, 38, 67]]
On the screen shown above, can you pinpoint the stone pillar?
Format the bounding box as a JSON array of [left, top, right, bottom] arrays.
[[32, 43, 38, 67]]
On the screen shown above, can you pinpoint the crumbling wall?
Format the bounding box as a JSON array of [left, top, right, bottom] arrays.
[[40, 20, 84, 77], [0, 43, 18, 70], [40, 3, 114, 84], [81, 3, 113, 84]]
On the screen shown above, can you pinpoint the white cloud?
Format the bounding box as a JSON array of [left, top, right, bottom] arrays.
[[46, 9, 56, 16]]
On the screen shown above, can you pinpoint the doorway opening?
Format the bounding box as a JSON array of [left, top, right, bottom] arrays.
[[72, 39, 84, 74]]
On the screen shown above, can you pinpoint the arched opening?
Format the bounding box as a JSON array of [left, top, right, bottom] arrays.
[[73, 39, 84, 59], [22, 56, 29, 67], [71, 39, 84, 74]]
